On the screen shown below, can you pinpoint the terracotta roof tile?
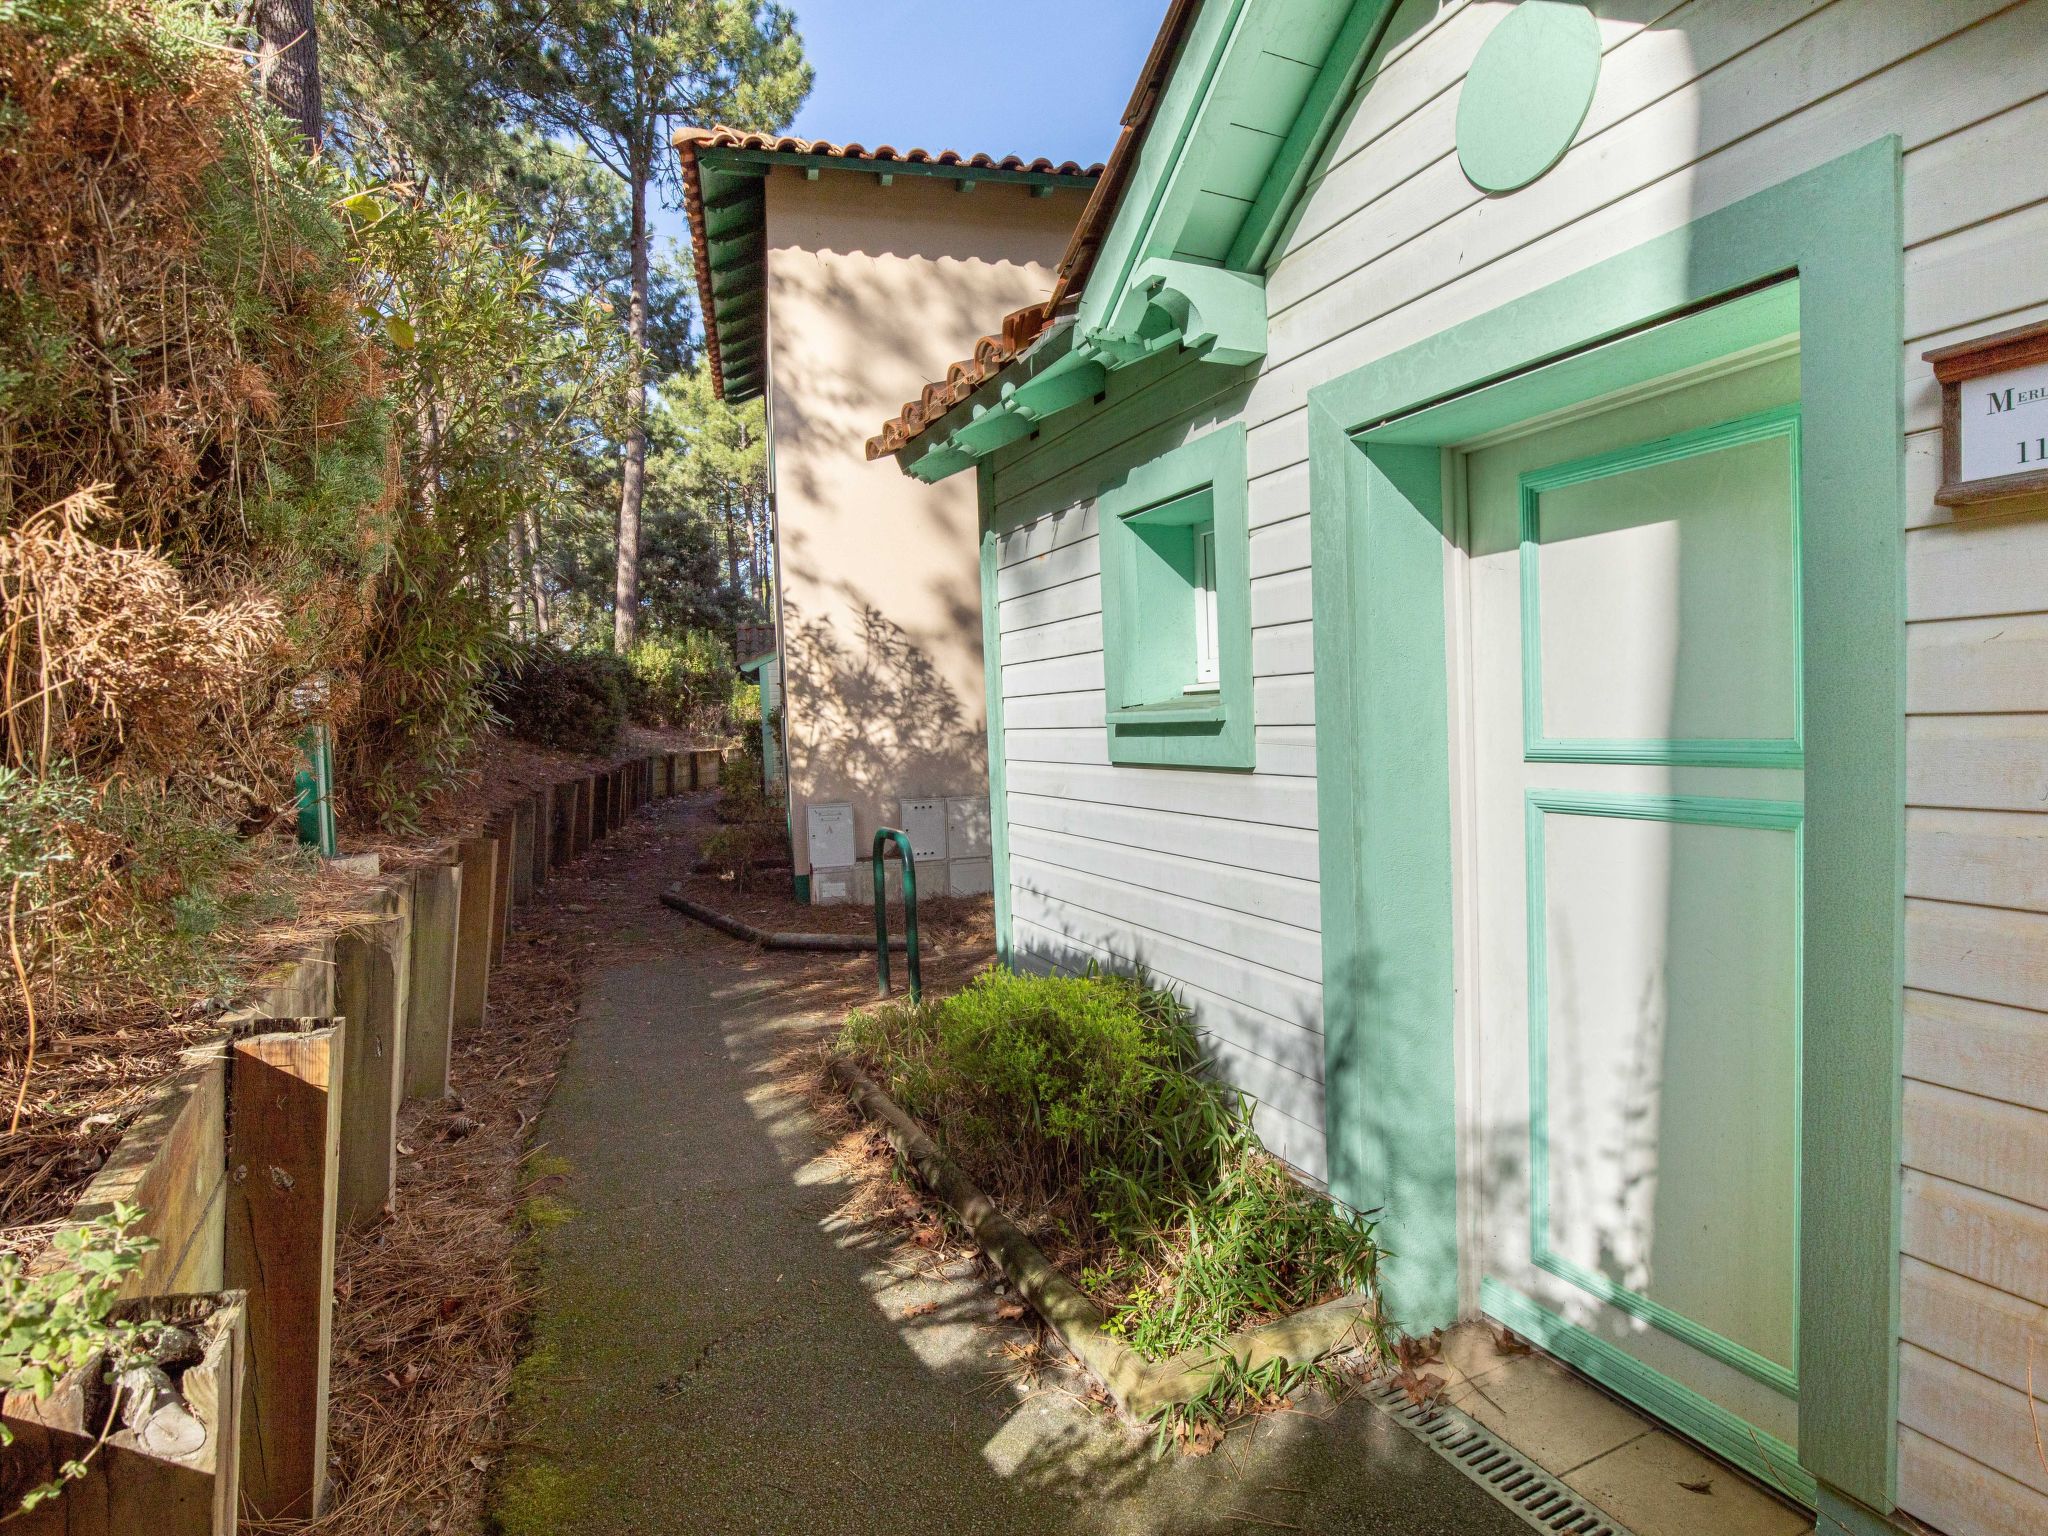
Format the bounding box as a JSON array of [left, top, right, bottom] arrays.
[[674, 125, 1102, 401]]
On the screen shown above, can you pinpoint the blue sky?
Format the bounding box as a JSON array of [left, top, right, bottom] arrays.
[[780, 0, 1160, 166], [653, 1, 1162, 264]]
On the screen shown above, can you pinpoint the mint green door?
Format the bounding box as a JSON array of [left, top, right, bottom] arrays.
[[1461, 349, 1805, 1477]]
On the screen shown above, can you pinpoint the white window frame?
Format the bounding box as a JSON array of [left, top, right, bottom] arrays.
[[1189, 523, 1220, 692]]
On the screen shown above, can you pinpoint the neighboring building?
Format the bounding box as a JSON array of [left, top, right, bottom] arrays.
[[675, 128, 1097, 902], [870, 4, 2048, 1534]]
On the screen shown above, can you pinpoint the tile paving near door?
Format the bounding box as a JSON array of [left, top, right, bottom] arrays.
[[1434, 1323, 1815, 1536]]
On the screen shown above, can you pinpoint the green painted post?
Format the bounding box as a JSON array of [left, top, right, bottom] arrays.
[[294, 724, 336, 857], [870, 828, 921, 1003]]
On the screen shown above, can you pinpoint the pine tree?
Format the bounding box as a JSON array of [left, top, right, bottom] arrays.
[[497, 0, 808, 650]]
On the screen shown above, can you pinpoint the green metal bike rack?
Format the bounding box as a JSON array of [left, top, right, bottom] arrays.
[[295, 722, 336, 857], [872, 827, 922, 1002]]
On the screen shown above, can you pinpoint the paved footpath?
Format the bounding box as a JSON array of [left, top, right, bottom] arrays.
[[501, 907, 1533, 1535]]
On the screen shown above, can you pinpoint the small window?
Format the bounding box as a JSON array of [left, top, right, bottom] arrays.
[[1190, 525, 1219, 692], [1095, 423, 1253, 770]]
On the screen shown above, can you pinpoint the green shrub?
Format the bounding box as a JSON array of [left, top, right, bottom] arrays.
[[730, 677, 762, 726], [838, 966, 1384, 1357], [492, 642, 628, 755], [0, 1205, 161, 1518], [623, 631, 732, 730], [843, 968, 1229, 1240]]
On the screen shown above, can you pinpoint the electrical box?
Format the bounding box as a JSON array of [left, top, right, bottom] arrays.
[[946, 797, 991, 860], [810, 868, 854, 906], [949, 858, 995, 898], [806, 802, 855, 871], [897, 798, 948, 865]]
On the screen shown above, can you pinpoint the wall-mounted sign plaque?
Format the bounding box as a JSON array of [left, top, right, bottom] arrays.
[[1925, 319, 2048, 506]]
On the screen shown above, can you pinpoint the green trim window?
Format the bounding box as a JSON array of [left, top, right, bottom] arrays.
[[1097, 423, 1254, 769]]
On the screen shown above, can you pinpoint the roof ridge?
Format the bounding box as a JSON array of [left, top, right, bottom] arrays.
[[674, 123, 1104, 399]]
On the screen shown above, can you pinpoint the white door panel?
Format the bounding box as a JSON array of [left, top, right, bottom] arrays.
[[1461, 351, 1804, 1463]]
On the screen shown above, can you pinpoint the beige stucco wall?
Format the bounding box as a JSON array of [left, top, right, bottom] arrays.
[[762, 169, 1082, 890]]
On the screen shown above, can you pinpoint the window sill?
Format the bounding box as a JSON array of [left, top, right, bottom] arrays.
[[1107, 698, 1227, 726]]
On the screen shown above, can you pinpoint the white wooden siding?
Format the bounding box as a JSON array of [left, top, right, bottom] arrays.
[[994, 468, 1331, 1175], [988, 8, 2048, 1520]]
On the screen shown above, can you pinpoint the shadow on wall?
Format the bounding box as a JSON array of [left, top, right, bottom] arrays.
[[783, 590, 986, 815], [766, 252, 1032, 514]]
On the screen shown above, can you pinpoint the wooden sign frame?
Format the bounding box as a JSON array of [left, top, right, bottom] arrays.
[[1924, 317, 2048, 507]]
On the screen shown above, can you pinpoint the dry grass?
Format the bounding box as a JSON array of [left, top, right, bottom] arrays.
[[1, 488, 292, 789]]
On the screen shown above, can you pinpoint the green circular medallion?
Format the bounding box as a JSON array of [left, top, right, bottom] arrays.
[[1456, 2, 1602, 194]]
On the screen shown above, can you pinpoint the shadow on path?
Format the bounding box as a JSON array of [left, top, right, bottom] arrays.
[[503, 894, 1531, 1535]]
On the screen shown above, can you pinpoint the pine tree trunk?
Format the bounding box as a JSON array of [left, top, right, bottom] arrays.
[[723, 497, 739, 597], [525, 506, 550, 636], [612, 162, 649, 653], [254, 0, 322, 149]]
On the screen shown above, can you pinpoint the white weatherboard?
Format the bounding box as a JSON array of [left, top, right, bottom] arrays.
[[806, 802, 855, 870], [1958, 356, 2048, 483], [898, 798, 947, 863]]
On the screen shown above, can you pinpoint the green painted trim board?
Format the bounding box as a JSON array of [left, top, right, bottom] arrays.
[[1308, 138, 1904, 1505], [1229, 0, 1400, 273], [1306, 421, 1461, 1331], [978, 473, 1015, 964]]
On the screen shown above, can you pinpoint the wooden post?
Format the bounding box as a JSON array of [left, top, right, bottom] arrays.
[[404, 860, 460, 1100], [575, 775, 594, 854], [2, 1293, 248, 1536], [334, 917, 402, 1230], [508, 799, 535, 907], [551, 781, 575, 868], [531, 786, 553, 888], [452, 837, 496, 1042], [488, 825, 513, 966], [36, 1052, 227, 1300], [228, 1025, 343, 1520]]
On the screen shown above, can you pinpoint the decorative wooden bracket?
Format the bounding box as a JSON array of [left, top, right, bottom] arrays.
[[1105, 258, 1268, 368]]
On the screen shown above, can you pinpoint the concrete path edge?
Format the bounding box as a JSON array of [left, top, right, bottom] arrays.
[[660, 886, 910, 952]]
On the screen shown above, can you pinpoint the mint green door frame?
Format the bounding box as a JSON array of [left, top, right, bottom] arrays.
[[1308, 139, 1903, 1509]]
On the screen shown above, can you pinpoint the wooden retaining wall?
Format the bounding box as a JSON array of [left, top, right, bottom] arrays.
[[1, 751, 706, 1527]]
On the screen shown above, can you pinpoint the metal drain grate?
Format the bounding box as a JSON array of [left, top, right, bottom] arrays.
[[1367, 1380, 1641, 1536]]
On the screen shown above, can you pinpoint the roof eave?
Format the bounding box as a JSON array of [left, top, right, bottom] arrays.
[[871, 0, 1405, 466], [675, 126, 1103, 403]]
